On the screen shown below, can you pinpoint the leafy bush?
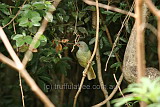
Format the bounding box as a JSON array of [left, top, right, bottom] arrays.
[[112, 77, 160, 107]]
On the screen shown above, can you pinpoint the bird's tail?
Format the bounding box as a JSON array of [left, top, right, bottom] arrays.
[[87, 66, 96, 80]]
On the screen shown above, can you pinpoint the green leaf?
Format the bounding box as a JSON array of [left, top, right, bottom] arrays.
[[101, 10, 114, 15], [16, 38, 25, 47], [89, 37, 95, 45], [56, 13, 63, 22], [71, 12, 77, 18], [77, 21, 84, 26], [39, 76, 51, 82], [110, 62, 121, 71], [103, 51, 115, 57], [84, 16, 90, 23], [112, 14, 121, 22], [64, 16, 69, 22], [12, 34, 24, 40], [19, 44, 29, 52], [78, 27, 88, 35], [31, 16, 42, 22], [34, 40, 40, 48], [44, 12, 53, 22], [119, 37, 128, 43], [55, 57, 71, 76], [22, 4, 31, 10], [48, 5, 56, 12], [30, 11, 41, 19], [39, 35, 47, 46], [32, 21, 41, 26], [84, 6, 96, 11], [0, 8, 10, 15], [33, 2, 46, 10], [24, 36, 33, 44], [45, 1, 52, 5], [78, 12, 86, 20], [2, 18, 10, 26], [18, 17, 29, 27]]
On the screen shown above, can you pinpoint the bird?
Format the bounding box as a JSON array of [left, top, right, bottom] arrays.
[[76, 41, 96, 80]]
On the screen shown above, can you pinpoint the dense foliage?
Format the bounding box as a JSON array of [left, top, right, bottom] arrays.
[[0, 0, 160, 107]]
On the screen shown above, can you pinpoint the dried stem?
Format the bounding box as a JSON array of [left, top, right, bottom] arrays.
[[92, 74, 123, 107], [19, 73, 25, 107], [113, 74, 129, 107], [83, 0, 135, 18], [105, 2, 134, 71], [0, 27, 55, 107], [96, 45, 110, 107], [10, 9, 25, 106], [73, 0, 100, 106]]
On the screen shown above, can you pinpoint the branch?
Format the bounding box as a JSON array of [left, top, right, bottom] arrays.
[[83, 0, 135, 18], [73, 0, 100, 106], [145, 0, 160, 69], [0, 27, 55, 107], [0, 53, 17, 70], [96, 45, 110, 107], [105, 2, 134, 71], [145, 0, 159, 16], [2, 0, 27, 28], [22, 0, 62, 67], [135, 0, 146, 82], [92, 74, 123, 107]]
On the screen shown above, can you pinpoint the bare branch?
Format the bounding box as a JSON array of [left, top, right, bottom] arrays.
[[145, 0, 159, 16], [92, 74, 123, 107], [0, 53, 17, 69], [96, 45, 110, 107], [83, 0, 135, 18], [135, 0, 146, 82], [73, 0, 100, 106], [0, 27, 55, 107]]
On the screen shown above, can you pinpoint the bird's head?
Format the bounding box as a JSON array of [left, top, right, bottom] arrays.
[[76, 41, 89, 51]]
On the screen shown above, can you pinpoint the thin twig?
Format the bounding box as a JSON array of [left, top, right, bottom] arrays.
[[0, 27, 55, 107], [83, 0, 135, 18], [96, 45, 110, 107], [113, 74, 130, 107], [19, 73, 25, 107], [2, 0, 27, 28], [73, 0, 100, 106], [92, 74, 123, 107], [105, 2, 134, 71], [113, 74, 124, 98], [10, 7, 25, 106]]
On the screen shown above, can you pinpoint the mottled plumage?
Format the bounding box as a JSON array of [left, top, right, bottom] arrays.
[[76, 41, 96, 80]]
